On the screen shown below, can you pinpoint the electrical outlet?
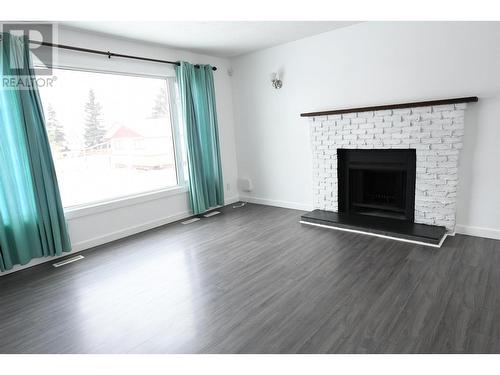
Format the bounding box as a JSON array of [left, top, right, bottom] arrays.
[[226, 183, 231, 191]]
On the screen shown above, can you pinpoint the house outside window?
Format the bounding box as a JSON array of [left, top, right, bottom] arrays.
[[38, 67, 184, 209]]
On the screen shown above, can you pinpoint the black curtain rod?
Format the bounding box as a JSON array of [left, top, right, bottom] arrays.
[[31, 40, 217, 71]]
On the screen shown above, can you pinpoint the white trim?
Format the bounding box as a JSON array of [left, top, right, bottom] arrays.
[[300, 220, 448, 248], [167, 77, 187, 186], [181, 218, 200, 225], [39, 63, 176, 80], [69, 196, 239, 248], [1, 196, 240, 276], [200, 195, 240, 212], [224, 195, 240, 206], [455, 224, 500, 240], [70, 210, 191, 252], [240, 195, 313, 211], [1, 209, 192, 276], [64, 186, 188, 219]]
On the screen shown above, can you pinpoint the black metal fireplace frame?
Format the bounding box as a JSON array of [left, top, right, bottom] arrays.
[[337, 149, 416, 222]]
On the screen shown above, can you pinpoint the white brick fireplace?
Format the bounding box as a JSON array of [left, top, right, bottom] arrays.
[[308, 102, 469, 232]]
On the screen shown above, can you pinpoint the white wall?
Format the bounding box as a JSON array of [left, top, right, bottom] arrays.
[[230, 21, 500, 239], [3, 25, 239, 274]]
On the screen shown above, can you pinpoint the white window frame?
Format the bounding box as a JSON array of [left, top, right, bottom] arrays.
[[37, 64, 188, 218]]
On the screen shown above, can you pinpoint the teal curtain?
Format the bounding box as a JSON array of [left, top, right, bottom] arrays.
[[175, 62, 224, 214], [0, 33, 71, 271]]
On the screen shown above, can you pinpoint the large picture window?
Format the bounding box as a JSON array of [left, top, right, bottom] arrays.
[[38, 68, 182, 208]]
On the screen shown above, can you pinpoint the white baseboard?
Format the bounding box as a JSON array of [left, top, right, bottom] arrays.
[[224, 195, 240, 205], [455, 224, 500, 240], [1, 196, 241, 276], [240, 195, 313, 212], [1, 210, 192, 276], [72, 196, 239, 252], [240, 196, 500, 242], [70, 210, 192, 252], [240, 196, 500, 243]]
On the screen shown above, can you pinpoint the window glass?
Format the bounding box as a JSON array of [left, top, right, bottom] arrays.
[[38, 68, 179, 208]]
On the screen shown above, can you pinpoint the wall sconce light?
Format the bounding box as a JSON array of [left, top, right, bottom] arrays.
[[271, 72, 282, 89]]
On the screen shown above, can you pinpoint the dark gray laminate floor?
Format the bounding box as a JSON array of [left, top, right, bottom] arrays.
[[1, 203, 500, 353]]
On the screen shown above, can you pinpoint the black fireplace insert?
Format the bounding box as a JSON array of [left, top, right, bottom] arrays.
[[338, 149, 416, 221]]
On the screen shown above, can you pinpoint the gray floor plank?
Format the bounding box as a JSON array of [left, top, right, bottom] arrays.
[[1, 202, 499, 353]]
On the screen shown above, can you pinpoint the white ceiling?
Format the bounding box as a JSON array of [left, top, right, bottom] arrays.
[[61, 21, 358, 58]]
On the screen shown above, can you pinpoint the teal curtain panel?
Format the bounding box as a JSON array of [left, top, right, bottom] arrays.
[[0, 33, 71, 271], [175, 61, 224, 214]]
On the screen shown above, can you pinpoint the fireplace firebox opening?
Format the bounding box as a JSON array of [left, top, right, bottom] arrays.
[[338, 149, 416, 222]]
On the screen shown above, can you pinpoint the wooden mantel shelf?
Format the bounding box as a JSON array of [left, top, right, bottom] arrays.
[[300, 96, 478, 117]]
